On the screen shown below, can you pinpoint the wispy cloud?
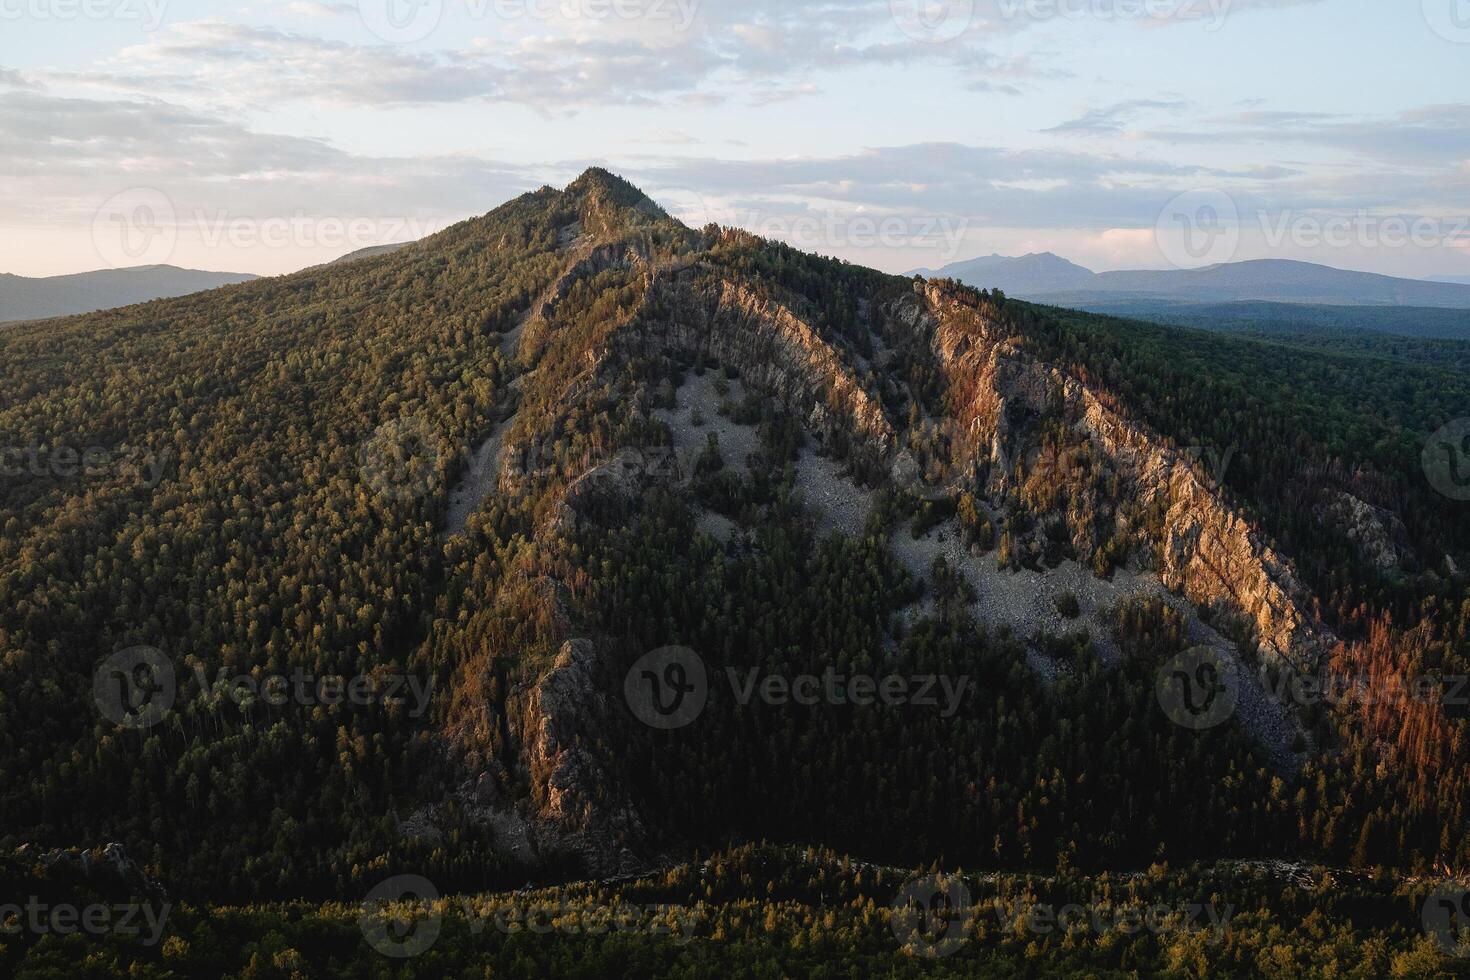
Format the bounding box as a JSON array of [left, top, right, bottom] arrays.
[[49, 9, 1034, 112], [1143, 104, 1470, 165], [1044, 99, 1189, 136]]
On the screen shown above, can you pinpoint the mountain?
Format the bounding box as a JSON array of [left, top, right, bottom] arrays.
[[329, 242, 414, 265], [2, 172, 1468, 964], [1092, 259, 1470, 307], [0, 264, 258, 323], [911, 251, 1096, 294], [1055, 298, 1470, 341], [922, 253, 1470, 309], [1425, 273, 1470, 286]]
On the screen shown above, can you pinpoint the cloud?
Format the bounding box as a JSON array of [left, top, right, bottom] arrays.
[[0, 67, 38, 89], [1145, 104, 1470, 166], [14, 0, 1338, 121], [622, 137, 1470, 251], [984, 0, 1324, 32], [628, 129, 701, 145], [0, 85, 535, 232], [0, 87, 342, 181], [746, 82, 820, 107], [0, 0, 1457, 281], [50, 4, 1044, 112], [277, 0, 355, 16], [628, 142, 1213, 231], [1044, 99, 1189, 136], [4, 74, 1463, 268], [47, 20, 738, 110]]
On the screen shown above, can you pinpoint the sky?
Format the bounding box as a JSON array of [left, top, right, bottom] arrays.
[[0, 0, 1467, 278]]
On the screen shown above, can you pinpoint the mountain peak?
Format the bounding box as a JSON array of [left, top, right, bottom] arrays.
[[915, 250, 1097, 292], [566, 167, 656, 210]]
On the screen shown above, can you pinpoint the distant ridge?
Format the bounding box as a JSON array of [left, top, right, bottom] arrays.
[[912, 252, 1094, 294], [328, 242, 413, 266], [0, 264, 258, 324], [915, 253, 1470, 310]]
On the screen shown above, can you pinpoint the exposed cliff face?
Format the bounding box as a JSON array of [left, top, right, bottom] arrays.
[[441, 565, 653, 874], [502, 638, 649, 875], [448, 207, 1337, 876], [900, 282, 1329, 670], [619, 271, 894, 453]]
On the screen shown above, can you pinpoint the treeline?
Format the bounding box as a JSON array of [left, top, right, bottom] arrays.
[[4, 844, 1466, 978]]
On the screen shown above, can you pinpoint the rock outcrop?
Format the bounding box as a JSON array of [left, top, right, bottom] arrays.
[[621, 271, 894, 453], [502, 638, 649, 875], [1325, 490, 1403, 571], [11, 842, 167, 900], [902, 282, 1329, 670]]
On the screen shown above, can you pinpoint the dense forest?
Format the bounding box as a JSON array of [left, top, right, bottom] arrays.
[[4, 844, 1467, 977], [1064, 299, 1470, 343], [1, 170, 1467, 973]]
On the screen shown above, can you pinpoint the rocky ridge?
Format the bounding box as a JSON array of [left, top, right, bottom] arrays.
[[900, 281, 1330, 671], [443, 180, 1335, 874]]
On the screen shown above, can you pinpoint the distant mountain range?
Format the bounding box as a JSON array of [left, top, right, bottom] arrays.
[[911, 254, 1470, 310], [1, 247, 419, 324], [326, 242, 413, 266], [0, 265, 258, 323]]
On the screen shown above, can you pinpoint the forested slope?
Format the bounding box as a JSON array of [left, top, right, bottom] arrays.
[[1, 171, 1466, 928]]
